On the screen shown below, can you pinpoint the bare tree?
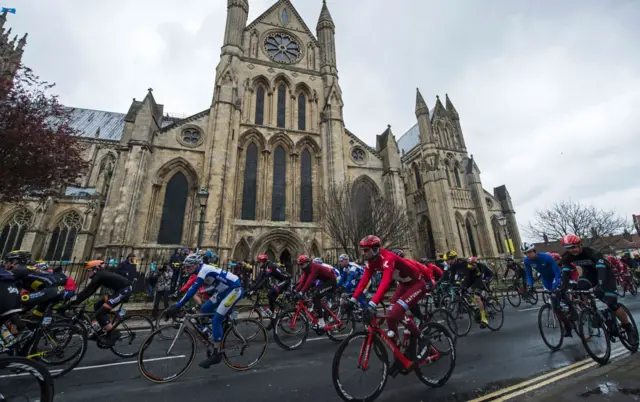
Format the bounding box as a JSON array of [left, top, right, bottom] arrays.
[[524, 200, 631, 247], [322, 180, 412, 259]]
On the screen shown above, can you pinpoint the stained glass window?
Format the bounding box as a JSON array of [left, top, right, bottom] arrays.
[[241, 143, 258, 220], [281, 8, 289, 26], [157, 172, 188, 244], [182, 128, 201, 145], [271, 146, 287, 221], [45, 211, 82, 261], [264, 33, 301, 64], [277, 84, 286, 128], [300, 150, 313, 222], [0, 209, 32, 257], [255, 86, 265, 125], [298, 94, 306, 131]]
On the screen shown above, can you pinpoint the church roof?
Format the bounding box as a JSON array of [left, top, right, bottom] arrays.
[[66, 107, 125, 141], [396, 108, 435, 154]]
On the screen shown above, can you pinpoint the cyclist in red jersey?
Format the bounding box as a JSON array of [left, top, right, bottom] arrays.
[[351, 236, 425, 346], [295, 254, 338, 329]]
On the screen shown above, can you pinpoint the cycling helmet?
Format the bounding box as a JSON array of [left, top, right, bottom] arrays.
[[85, 260, 104, 270], [34, 262, 49, 271], [521, 242, 535, 253], [468, 257, 477, 264], [312, 257, 323, 264], [447, 250, 457, 259], [550, 252, 561, 261], [359, 235, 381, 248], [6, 250, 31, 264], [392, 249, 405, 258], [560, 234, 581, 248], [606, 255, 617, 264], [211, 253, 219, 264], [634, 253, 639, 258], [183, 253, 204, 267], [257, 254, 269, 263], [505, 256, 515, 262], [420, 257, 429, 264], [297, 254, 311, 265], [338, 254, 349, 262]]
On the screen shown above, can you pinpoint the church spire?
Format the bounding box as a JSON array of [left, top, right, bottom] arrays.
[[317, 0, 336, 74], [222, 0, 249, 57], [445, 93, 459, 119], [415, 87, 429, 116]]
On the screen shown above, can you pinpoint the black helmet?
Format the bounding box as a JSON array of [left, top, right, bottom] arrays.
[[6, 250, 31, 264]]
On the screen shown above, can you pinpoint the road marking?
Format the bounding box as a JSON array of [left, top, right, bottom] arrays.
[[518, 307, 539, 312], [468, 347, 628, 402], [492, 348, 629, 401], [47, 355, 187, 375]]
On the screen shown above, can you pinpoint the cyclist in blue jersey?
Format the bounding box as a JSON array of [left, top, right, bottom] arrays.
[[523, 243, 561, 291], [166, 253, 244, 369], [336, 254, 368, 307]]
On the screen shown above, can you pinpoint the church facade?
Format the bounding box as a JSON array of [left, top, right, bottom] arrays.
[[0, 1, 522, 265]]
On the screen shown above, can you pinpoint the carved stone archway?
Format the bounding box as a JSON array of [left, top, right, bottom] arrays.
[[250, 229, 307, 263]]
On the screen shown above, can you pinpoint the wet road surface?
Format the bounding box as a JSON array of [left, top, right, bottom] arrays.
[[48, 297, 640, 402]]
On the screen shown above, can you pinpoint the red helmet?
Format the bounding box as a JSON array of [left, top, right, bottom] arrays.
[[606, 255, 616, 264], [257, 254, 269, 263], [468, 257, 477, 264], [297, 254, 310, 265], [550, 252, 561, 261], [560, 234, 581, 248], [359, 235, 381, 248]]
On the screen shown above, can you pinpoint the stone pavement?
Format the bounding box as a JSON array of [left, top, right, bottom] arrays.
[[522, 354, 640, 401]]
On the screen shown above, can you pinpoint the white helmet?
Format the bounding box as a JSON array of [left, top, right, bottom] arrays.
[[312, 257, 323, 264], [183, 253, 203, 266], [521, 242, 535, 253]]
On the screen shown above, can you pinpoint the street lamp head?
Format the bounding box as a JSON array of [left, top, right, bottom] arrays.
[[197, 187, 209, 208], [496, 215, 507, 227]]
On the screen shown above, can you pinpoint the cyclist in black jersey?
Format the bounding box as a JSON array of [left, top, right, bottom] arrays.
[[560, 234, 638, 344], [247, 254, 291, 316], [504, 257, 525, 282], [3, 250, 67, 318], [62, 260, 132, 340]]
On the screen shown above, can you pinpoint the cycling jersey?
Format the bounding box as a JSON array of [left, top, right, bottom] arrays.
[[251, 262, 290, 292], [428, 263, 444, 281], [10, 267, 66, 291], [560, 247, 618, 310], [338, 262, 365, 291], [72, 270, 132, 304], [524, 252, 561, 290], [296, 262, 336, 294], [505, 262, 525, 280], [352, 248, 422, 305], [177, 265, 241, 308]]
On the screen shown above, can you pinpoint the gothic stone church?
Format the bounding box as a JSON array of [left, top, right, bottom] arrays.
[[0, 1, 523, 266]]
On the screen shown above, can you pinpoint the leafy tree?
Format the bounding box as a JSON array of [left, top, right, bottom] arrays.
[[0, 66, 87, 202], [322, 180, 411, 260], [524, 200, 631, 247]]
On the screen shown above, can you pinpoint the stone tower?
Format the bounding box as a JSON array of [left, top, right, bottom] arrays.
[[0, 10, 27, 89]]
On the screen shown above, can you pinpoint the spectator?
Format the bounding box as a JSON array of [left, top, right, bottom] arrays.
[[116, 253, 138, 283], [169, 248, 183, 293], [151, 263, 173, 319], [146, 263, 157, 298]]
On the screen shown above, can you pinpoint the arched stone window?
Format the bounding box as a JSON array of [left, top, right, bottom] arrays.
[[0, 209, 33, 257], [271, 146, 287, 221], [300, 149, 313, 222], [158, 172, 189, 244], [454, 166, 462, 188], [241, 143, 259, 220], [465, 217, 478, 256], [298, 93, 306, 131], [445, 166, 452, 186], [45, 211, 82, 261], [413, 164, 422, 190], [277, 84, 286, 128], [96, 154, 116, 196], [255, 86, 265, 125]]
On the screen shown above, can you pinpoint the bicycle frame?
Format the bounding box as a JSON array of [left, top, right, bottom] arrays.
[[289, 299, 342, 332], [165, 312, 246, 356]]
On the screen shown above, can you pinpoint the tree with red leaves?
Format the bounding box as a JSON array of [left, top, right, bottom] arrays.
[[0, 65, 87, 203]]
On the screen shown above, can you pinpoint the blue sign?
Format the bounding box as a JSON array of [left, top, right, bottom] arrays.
[[1, 7, 16, 14]]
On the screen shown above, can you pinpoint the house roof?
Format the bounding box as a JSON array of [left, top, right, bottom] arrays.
[[534, 234, 640, 254], [66, 107, 125, 141]]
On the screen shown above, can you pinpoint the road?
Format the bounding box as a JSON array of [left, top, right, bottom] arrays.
[[26, 297, 640, 401]]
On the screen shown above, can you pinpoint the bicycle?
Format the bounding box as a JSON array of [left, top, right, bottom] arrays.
[[61, 303, 154, 358], [448, 287, 504, 335], [272, 294, 356, 350], [2, 308, 87, 379], [331, 308, 455, 402], [537, 289, 587, 351], [0, 355, 55, 402], [575, 289, 639, 364], [138, 309, 268, 383], [506, 284, 538, 307]]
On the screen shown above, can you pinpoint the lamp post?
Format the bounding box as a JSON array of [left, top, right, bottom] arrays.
[[196, 187, 209, 251], [496, 215, 510, 255]]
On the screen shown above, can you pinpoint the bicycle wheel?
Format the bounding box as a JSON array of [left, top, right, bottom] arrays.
[[235, 306, 266, 339], [538, 304, 564, 351], [28, 321, 88, 379], [272, 307, 309, 350], [137, 324, 197, 383], [331, 331, 389, 402], [326, 308, 356, 343], [578, 308, 611, 365], [617, 281, 626, 297], [484, 297, 504, 331], [448, 301, 472, 337], [629, 281, 638, 296], [0, 356, 55, 402], [221, 318, 268, 371], [526, 290, 539, 305], [616, 304, 639, 353], [414, 322, 456, 387], [111, 314, 155, 358], [506, 286, 521, 308], [428, 308, 458, 343]]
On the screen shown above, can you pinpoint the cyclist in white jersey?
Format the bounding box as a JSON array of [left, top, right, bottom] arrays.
[[166, 253, 244, 368]]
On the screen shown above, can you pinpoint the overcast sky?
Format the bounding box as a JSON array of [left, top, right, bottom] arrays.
[[8, 0, 640, 240]]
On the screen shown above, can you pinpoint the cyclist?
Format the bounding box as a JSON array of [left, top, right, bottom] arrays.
[[165, 253, 244, 369], [62, 260, 132, 342], [607, 255, 632, 289], [560, 234, 638, 344], [295, 255, 337, 329], [504, 256, 525, 285], [460, 257, 490, 326], [446, 251, 467, 284], [0, 263, 21, 329], [468, 257, 494, 291], [248, 254, 291, 317], [336, 254, 368, 308], [351, 236, 425, 351], [5, 251, 67, 318]]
